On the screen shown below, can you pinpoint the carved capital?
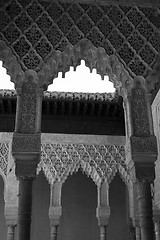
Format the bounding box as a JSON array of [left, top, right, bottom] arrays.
[[12, 133, 41, 155], [49, 206, 62, 226], [96, 206, 110, 226], [5, 206, 18, 226], [130, 135, 158, 156]]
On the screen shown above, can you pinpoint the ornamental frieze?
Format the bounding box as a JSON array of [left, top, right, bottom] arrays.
[[37, 142, 130, 186]]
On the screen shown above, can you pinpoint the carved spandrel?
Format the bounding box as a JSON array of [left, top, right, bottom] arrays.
[[37, 143, 130, 186]]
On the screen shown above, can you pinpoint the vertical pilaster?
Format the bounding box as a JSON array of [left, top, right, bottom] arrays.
[[12, 70, 43, 240]]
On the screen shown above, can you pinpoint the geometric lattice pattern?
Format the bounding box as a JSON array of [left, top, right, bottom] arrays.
[[0, 1, 160, 78], [0, 142, 9, 176], [37, 143, 129, 186]]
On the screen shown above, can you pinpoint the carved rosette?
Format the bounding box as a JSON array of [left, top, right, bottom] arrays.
[[37, 143, 130, 186]]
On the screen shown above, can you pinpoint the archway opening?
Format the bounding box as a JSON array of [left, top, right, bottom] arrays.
[[0, 61, 14, 90], [47, 60, 115, 93], [108, 174, 129, 240], [31, 172, 50, 240], [0, 176, 7, 239], [59, 170, 99, 240]]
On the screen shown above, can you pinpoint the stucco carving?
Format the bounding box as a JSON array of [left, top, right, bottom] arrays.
[[37, 143, 130, 186], [12, 134, 41, 153], [39, 39, 132, 94], [18, 81, 37, 134], [130, 136, 158, 154], [0, 0, 159, 85], [0, 142, 9, 178], [131, 86, 150, 137]]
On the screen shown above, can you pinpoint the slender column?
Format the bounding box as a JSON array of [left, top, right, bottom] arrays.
[[96, 181, 110, 240], [49, 183, 62, 240], [135, 226, 141, 240], [51, 225, 59, 240], [136, 180, 154, 240], [153, 210, 160, 240], [155, 222, 160, 240], [5, 206, 18, 240], [100, 226, 107, 240], [7, 225, 16, 240], [17, 178, 33, 240], [129, 218, 136, 240]]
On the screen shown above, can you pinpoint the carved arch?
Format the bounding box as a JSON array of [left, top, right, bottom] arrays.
[[38, 39, 133, 95], [37, 142, 130, 187]]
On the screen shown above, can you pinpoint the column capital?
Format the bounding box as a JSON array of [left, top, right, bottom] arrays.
[[126, 135, 157, 182], [5, 206, 18, 226], [49, 206, 62, 226], [130, 135, 158, 157], [12, 133, 41, 156], [96, 206, 110, 226], [12, 133, 41, 179]]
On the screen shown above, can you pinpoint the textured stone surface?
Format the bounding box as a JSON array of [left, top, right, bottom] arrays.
[[0, 0, 159, 80]]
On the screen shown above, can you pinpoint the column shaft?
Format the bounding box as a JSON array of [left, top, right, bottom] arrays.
[[17, 178, 33, 240], [7, 225, 15, 240], [100, 226, 107, 240], [137, 181, 154, 240], [51, 225, 58, 240], [155, 222, 160, 240], [135, 226, 141, 240]]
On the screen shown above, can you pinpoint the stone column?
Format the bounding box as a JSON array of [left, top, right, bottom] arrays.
[[153, 209, 160, 240], [123, 77, 157, 240], [135, 225, 141, 240], [49, 182, 62, 240], [129, 218, 136, 240], [12, 70, 43, 240], [5, 206, 18, 240], [136, 179, 154, 240], [96, 181, 110, 240]]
